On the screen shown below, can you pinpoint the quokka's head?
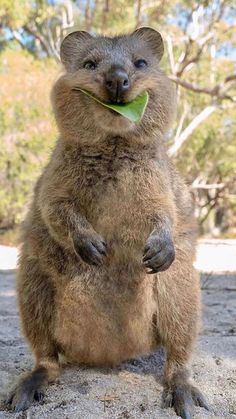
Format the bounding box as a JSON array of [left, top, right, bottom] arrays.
[[53, 28, 176, 137]]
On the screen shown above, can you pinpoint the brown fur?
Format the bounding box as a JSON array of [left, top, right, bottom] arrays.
[[7, 28, 208, 417]]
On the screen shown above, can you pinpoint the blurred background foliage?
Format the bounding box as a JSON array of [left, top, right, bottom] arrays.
[[0, 0, 235, 244]]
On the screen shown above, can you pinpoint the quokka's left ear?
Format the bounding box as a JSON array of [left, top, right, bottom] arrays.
[[132, 27, 164, 61]]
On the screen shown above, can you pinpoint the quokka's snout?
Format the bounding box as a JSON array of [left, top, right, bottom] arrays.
[[104, 65, 130, 103]]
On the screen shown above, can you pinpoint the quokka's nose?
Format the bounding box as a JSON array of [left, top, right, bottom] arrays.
[[105, 68, 130, 102]]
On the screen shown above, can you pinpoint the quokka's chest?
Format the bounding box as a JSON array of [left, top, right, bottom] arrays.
[[76, 152, 138, 188], [78, 163, 159, 242], [72, 157, 166, 251], [76, 155, 162, 209]]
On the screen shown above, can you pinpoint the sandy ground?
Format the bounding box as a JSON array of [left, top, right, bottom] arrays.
[[0, 241, 235, 418]]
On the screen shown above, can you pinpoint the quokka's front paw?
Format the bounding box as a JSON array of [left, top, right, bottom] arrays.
[[73, 231, 107, 266], [143, 229, 175, 274]]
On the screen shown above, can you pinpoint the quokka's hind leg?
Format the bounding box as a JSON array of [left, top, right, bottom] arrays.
[[6, 257, 60, 412], [6, 359, 59, 412], [153, 264, 209, 419], [162, 348, 209, 419]]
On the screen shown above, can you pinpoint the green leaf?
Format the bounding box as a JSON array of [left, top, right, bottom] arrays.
[[76, 89, 149, 123]]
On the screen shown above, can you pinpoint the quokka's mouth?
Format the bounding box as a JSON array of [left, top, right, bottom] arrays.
[[73, 88, 149, 123]]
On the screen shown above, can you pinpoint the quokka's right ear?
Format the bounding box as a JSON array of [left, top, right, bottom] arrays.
[[60, 31, 93, 71]]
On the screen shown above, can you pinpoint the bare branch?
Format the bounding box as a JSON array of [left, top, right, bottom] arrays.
[[24, 24, 53, 57], [45, 22, 60, 61], [199, 200, 218, 224], [166, 35, 175, 74], [102, 0, 110, 32], [175, 37, 193, 74], [169, 75, 219, 96], [135, 0, 142, 28], [85, 0, 92, 31], [169, 74, 236, 102], [176, 44, 205, 77], [225, 74, 236, 83], [61, 0, 74, 35], [11, 30, 25, 50], [192, 183, 225, 190], [175, 32, 214, 77], [174, 105, 188, 143], [168, 105, 217, 157], [198, 31, 214, 47]]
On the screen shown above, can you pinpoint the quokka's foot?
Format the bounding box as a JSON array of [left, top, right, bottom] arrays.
[[162, 382, 209, 419], [5, 367, 48, 412]]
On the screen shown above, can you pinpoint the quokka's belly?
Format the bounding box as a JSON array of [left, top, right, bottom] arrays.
[[54, 274, 156, 366]]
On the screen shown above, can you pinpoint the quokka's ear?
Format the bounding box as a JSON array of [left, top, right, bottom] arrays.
[[60, 31, 93, 71], [133, 27, 164, 61]]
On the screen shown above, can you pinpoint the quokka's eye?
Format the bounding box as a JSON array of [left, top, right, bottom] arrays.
[[83, 60, 97, 70], [134, 59, 147, 69]]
